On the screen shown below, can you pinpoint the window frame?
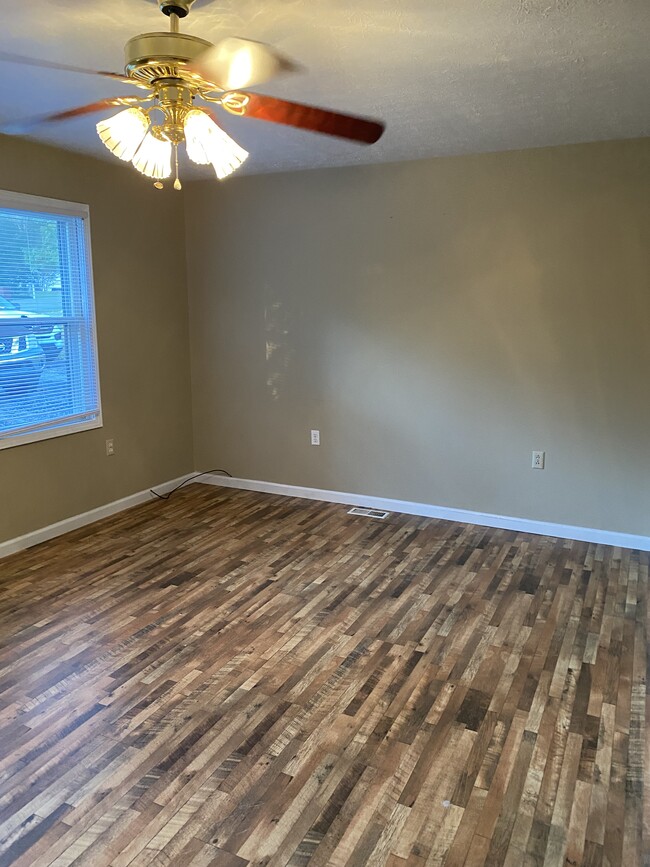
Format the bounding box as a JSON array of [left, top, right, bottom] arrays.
[[0, 190, 103, 450]]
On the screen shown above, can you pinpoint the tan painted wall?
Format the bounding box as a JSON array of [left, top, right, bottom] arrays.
[[185, 138, 650, 536], [0, 136, 194, 543]]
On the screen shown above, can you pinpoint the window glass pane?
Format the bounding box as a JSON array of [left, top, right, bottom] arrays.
[[0, 197, 101, 447]]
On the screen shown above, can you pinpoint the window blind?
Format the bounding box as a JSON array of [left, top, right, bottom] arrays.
[[0, 194, 101, 448]]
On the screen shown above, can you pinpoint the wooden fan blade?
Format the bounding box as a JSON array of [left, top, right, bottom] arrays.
[[191, 37, 298, 91], [224, 92, 385, 144], [0, 98, 141, 134], [0, 51, 144, 88]]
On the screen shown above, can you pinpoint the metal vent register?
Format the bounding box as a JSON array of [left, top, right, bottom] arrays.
[[347, 507, 390, 520]]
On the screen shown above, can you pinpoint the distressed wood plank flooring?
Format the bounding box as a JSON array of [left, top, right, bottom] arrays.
[[0, 484, 646, 866]]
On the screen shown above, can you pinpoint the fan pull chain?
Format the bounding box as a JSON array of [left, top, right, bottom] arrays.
[[173, 143, 182, 191]]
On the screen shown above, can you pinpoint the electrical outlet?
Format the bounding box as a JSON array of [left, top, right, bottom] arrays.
[[310, 429, 320, 446], [532, 450, 545, 469], [106, 438, 115, 456]]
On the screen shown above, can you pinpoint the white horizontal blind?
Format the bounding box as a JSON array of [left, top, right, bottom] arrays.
[[0, 193, 101, 448]]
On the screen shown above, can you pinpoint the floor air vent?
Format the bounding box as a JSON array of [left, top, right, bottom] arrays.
[[347, 507, 390, 520]]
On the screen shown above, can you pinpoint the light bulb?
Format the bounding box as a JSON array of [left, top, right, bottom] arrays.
[[184, 109, 248, 180], [96, 108, 148, 162], [132, 131, 172, 179]]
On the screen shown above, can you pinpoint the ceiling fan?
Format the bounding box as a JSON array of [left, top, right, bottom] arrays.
[[0, 0, 385, 190]]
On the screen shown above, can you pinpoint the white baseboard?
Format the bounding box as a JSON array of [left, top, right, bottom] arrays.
[[0, 472, 198, 561], [199, 474, 650, 552], [3, 471, 648, 561]]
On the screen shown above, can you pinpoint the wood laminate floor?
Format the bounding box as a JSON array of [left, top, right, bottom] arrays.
[[0, 485, 646, 867]]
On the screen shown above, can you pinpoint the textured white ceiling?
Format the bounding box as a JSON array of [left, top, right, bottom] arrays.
[[0, 0, 648, 176]]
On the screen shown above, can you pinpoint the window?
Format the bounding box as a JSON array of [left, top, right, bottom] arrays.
[[0, 192, 101, 449]]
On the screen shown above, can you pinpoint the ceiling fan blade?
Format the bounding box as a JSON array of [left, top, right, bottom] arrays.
[[223, 92, 385, 144], [0, 98, 142, 135], [0, 51, 144, 88], [191, 37, 298, 91]]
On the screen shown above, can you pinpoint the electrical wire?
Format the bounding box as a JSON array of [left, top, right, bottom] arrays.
[[150, 469, 233, 501]]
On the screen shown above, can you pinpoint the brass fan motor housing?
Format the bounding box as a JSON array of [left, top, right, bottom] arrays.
[[124, 32, 216, 90]]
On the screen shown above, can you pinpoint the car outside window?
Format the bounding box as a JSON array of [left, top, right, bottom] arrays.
[[0, 192, 102, 449]]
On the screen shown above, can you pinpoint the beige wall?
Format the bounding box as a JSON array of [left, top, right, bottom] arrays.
[[1, 136, 647, 545], [185, 138, 650, 536], [0, 136, 194, 543]]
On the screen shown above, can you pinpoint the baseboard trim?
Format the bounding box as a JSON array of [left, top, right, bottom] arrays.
[[3, 472, 647, 560], [199, 474, 650, 552], [0, 472, 198, 561]]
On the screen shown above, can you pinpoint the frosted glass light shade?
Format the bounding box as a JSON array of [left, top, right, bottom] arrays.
[[132, 132, 172, 179], [96, 108, 148, 162], [184, 109, 248, 180]]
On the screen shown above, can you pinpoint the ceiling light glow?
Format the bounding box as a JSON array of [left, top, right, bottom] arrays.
[[96, 107, 148, 162], [131, 130, 172, 179], [184, 109, 248, 180]]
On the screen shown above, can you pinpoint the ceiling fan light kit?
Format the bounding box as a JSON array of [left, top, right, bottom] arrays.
[[130, 127, 173, 180], [0, 0, 385, 191], [184, 109, 248, 178], [96, 107, 148, 162]]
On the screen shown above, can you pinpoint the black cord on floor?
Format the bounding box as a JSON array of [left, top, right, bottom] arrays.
[[150, 469, 233, 501]]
